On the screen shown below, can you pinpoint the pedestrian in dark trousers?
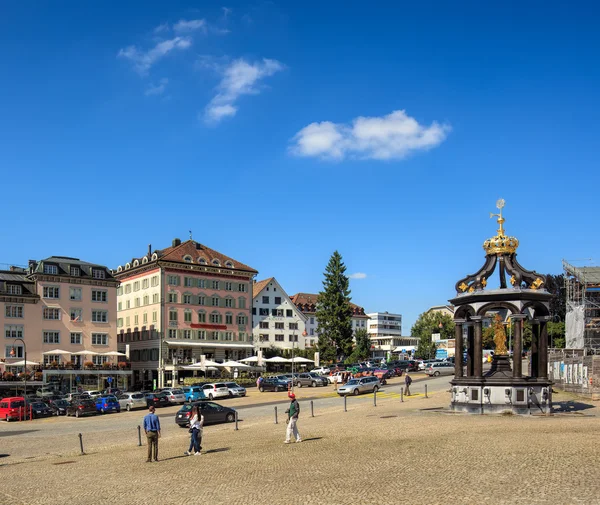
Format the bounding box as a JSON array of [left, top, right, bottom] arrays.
[[143, 405, 161, 462], [185, 405, 204, 456], [284, 392, 301, 444], [404, 372, 412, 396]]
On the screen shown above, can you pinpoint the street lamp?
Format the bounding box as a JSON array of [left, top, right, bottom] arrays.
[[9, 338, 27, 396]]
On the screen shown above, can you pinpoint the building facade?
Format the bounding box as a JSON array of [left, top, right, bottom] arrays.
[[1, 257, 122, 386], [252, 278, 308, 352], [115, 239, 257, 388], [366, 311, 417, 359], [290, 293, 369, 347]]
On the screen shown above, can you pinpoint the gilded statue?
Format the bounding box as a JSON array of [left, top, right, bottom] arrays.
[[492, 313, 508, 355]]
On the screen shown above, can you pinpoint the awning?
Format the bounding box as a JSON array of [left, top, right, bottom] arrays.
[[164, 340, 254, 349], [392, 346, 416, 353]]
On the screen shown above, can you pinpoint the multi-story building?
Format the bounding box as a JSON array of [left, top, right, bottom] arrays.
[[290, 293, 369, 347], [115, 238, 257, 388], [252, 278, 308, 351], [366, 311, 417, 359], [1, 257, 123, 387]]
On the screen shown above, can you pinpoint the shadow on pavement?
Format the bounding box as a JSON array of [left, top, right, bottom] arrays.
[[552, 400, 595, 413], [204, 447, 230, 454], [0, 430, 40, 438], [0, 454, 9, 458], [299, 437, 322, 442]]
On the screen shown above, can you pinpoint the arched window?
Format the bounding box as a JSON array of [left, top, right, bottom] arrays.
[[125, 263, 131, 270], [212, 259, 220, 266], [117, 265, 123, 272], [197, 310, 206, 323], [133, 259, 140, 267], [225, 261, 234, 268], [142, 256, 148, 264], [183, 255, 193, 263], [198, 257, 207, 265], [151, 253, 158, 261]]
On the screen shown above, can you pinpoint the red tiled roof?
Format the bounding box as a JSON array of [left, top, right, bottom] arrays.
[[156, 240, 258, 273], [252, 277, 274, 298], [290, 292, 366, 315]]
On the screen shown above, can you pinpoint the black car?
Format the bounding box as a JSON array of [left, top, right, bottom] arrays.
[[394, 360, 420, 372], [145, 392, 170, 408], [174, 401, 236, 427], [29, 401, 54, 419], [48, 399, 71, 416], [66, 399, 97, 418], [258, 377, 289, 392]]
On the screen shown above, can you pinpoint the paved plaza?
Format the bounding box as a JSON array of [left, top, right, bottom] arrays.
[[1, 383, 600, 505]]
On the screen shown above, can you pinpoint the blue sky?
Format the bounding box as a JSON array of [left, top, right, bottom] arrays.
[[1, 1, 599, 332]]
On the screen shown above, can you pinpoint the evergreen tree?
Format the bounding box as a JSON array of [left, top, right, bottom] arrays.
[[316, 251, 354, 362]]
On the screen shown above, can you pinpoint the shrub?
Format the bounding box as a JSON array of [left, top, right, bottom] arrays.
[[84, 361, 94, 368], [117, 362, 129, 369]]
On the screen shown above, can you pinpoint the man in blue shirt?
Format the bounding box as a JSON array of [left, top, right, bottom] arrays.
[[143, 406, 161, 462]]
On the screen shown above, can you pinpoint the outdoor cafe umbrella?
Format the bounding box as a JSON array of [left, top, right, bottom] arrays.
[[6, 360, 39, 366], [71, 350, 101, 355], [289, 357, 314, 363], [42, 349, 71, 355], [221, 360, 251, 368], [102, 351, 127, 356], [239, 356, 260, 363], [263, 356, 290, 363]]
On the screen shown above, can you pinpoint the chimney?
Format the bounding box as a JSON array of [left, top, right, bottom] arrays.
[[28, 260, 37, 274], [148, 244, 152, 256], [172, 238, 181, 247]]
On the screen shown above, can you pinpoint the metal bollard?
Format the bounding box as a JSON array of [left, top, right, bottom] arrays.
[[274, 406, 278, 424], [401, 388, 404, 402], [78, 433, 85, 455], [310, 400, 314, 417], [374, 390, 377, 407], [137, 425, 142, 446], [425, 384, 428, 398], [344, 395, 347, 412], [235, 411, 239, 431]]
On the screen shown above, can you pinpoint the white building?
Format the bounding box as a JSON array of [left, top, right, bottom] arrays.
[[252, 278, 308, 351], [366, 311, 417, 359]]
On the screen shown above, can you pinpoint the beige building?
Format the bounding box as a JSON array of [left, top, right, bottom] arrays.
[[1, 257, 122, 388], [115, 238, 257, 389]]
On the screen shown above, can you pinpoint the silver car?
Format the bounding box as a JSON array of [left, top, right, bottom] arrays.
[[224, 382, 247, 397], [337, 376, 381, 396], [425, 362, 455, 377], [118, 392, 147, 411], [161, 388, 187, 404]]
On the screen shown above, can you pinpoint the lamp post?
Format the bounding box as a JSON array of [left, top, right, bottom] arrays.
[[9, 338, 27, 396]]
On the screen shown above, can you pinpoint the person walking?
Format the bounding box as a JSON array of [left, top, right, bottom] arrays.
[[185, 405, 204, 456], [284, 392, 301, 444], [404, 371, 412, 396], [143, 405, 161, 462]]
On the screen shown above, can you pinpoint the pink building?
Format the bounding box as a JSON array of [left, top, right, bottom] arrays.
[[115, 238, 257, 388]]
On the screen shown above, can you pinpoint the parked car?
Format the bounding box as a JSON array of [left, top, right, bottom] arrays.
[[224, 382, 247, 397], [258, 377, 289, 392], [281, 373, 300, 386], [0, 397, 29, 421], [419, 359, 444, 370], [84, 390, 103, 399], [175, 401, 237, 427], [65, 392, 90, 402], [95, 395, 121, 414], [29, 401, 54, 419], [66, 399, 98, 418], [36, 386, 58, 398], [274, 374, 293, 385], [182, 386, 206, 402], [425, 362, 455, 377], [161, 389, 187, 404], [117, 392, 147, 411], [337, 376, 381, 396], [394, 360, 420, 372], [310, 367, 331, 375], [297, 373, 329, 388], [200, 383, 230, 400], [48, 399, 70, 416], [145, 392, 170, 408]]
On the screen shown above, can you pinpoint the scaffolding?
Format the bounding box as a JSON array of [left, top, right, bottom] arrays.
[[563, 260, 600, 350]]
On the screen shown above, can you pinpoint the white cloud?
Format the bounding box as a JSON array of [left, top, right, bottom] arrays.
[[290, 110, 450, 161], [174, 19, 207, 33], [349, 272, 367, 280], [145, 78, 169, 96], [154, 23, 169, 34], [118, 37, 191, 75], [204, 58, 284, 124]]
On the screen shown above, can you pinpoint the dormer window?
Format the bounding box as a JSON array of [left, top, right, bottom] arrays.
[[225, 261, 234, 268], [183, 255, 193, 263], [7, 285, 22, 295], [198, 257, 207, 265], [212, 259, 220, 266], [44, 264, 58, 275], [92, 269, 106, 279], [70, 266, 80, 276], [133, 259, 140, 267]]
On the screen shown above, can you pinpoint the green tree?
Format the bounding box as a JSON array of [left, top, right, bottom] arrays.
[[545, 273, 565, 322], [482, 325, 495, 349], [316, 251, 354, 362], [548, 321, 565, 348], [411, 311, 454, 359], [346, 328, 370, 363]]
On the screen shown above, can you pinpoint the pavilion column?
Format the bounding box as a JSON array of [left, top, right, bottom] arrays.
[[511, 315, 525, 378], [466, 324, 475, 377], [531, 320, 540, 378], [454, 319, 466, 378], [538, 317, 550, 379], [471, 316, 483, 378]]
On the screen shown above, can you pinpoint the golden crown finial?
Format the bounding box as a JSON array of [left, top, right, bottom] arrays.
[[483, 198, 519, 255]]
